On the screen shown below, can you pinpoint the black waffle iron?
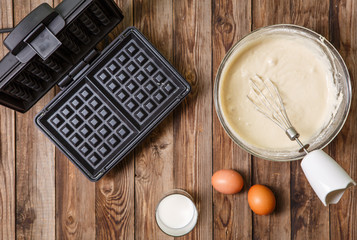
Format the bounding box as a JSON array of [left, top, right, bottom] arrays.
[[0, 0, 191, 181]]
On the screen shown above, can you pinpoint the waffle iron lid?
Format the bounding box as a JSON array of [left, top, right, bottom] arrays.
[[0, 0, 123, 112]]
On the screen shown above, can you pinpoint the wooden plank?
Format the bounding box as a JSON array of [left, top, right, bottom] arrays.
[[329, 0, 357, 239], [212, 0, 252, 239], [14, 1, 55, 239], [251, 1, 292, 239], [0, 96, 15, 240], [15, 95, 56, 240], [290, 1, 330, 239], [0, 104, 15, 240], [51, 0, 96, 239], [95, 1, 135, 240], [132, 0, 174, 239], [95, 157, 134, 240], [173, 0, 212, 239], [0, 1, 14, 239], [55, 147, 95, 240]]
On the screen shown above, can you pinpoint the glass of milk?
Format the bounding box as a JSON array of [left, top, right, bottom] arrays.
[[155, 189, 198, 236]]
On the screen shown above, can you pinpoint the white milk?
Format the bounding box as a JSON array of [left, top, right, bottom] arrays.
[[155, 193, 198, 236]]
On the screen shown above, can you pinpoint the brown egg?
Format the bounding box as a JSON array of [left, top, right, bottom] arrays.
[[211, 169, 244, 194], [248, 184, 276, 215]]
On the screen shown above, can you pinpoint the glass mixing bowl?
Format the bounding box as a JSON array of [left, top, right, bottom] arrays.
[[214, 24, 351, 161]]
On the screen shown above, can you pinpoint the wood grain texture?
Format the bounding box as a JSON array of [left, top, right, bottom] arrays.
[[251, 1, 292, 240], [133, 0, 174, 239], [329, 0, 357, 240], [212, 0, 252, 239], [14, 1, 55, 239], [0, 0, 356, 239], [0, 1, 14, 239], [0, 104, 15, 240], [0, 102, 15, 240], [95, 157, 134, 240], [55, 148, 95, 240], [134, 122, 174, 240], [15, 90, 56, 240], [95, 1, 135, 240], [173, 0, 213, 239], [290, 1, 330, 239]]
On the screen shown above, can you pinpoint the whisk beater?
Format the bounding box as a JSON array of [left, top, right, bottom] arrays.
[[246, 75, 356, 205], [247, 75, 309, 153]]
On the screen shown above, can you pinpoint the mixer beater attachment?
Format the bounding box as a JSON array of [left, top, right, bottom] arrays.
[[246, 75, 356, 206], [247, 75, 309, 153]]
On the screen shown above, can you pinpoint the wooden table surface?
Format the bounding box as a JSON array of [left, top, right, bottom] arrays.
[[0, 0, 356, 239]]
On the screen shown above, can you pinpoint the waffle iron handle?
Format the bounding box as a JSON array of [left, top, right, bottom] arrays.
[[4, 3, 65, 62]]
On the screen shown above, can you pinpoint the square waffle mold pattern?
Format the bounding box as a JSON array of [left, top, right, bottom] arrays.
[[36, 28, 190, 181]]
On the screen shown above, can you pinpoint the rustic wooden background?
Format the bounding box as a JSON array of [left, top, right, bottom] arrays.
[[0, 0, 356, 239]]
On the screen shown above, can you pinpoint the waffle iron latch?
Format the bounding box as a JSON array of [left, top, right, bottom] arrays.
[[24, 24, 62, 61], [4, 3, 65, 63], [58, 49, 100, 89]]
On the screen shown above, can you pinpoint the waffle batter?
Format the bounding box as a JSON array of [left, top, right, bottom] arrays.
[[219, 33, 340, 151]]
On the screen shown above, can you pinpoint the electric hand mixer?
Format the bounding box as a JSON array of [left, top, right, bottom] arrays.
[[247, 75, 356, 206]]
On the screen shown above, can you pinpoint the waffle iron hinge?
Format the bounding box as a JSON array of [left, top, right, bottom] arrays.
[[57, 49, 99, 90]]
